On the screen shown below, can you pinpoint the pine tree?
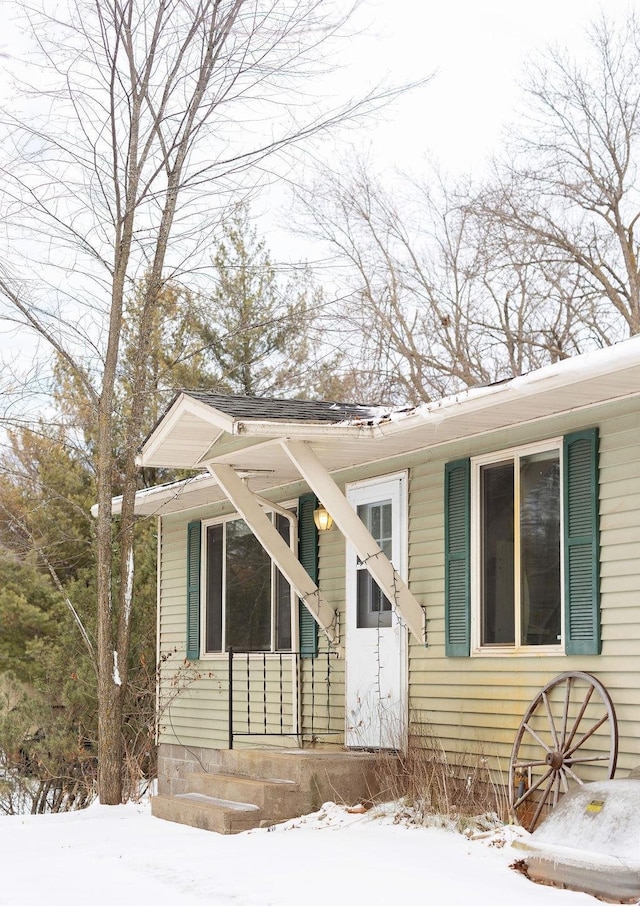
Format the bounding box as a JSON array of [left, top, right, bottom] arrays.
[[197, 205, 329, 398]]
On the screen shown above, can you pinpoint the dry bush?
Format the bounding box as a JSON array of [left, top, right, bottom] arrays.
[[374, 717, 509, 829]]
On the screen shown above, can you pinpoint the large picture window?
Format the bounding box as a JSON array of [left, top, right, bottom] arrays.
[[203, 513, 293, 653], [445, 428, 600, 658], [477, 445, 561, 649]]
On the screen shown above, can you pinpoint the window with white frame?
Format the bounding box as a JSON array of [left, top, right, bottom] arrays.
[[473, 442, 562, 650], [445, 428, 600, 658], [203, 512, 293, 653]]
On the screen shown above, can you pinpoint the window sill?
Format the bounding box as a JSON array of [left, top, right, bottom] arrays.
[[199, 650, 296, 659], [471, 644, 565, 658]]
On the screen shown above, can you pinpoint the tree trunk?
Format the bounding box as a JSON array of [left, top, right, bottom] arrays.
[[97, 675, 123, 804]]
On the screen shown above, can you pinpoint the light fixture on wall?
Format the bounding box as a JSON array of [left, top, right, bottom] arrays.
[[313, 503, 333, 532]]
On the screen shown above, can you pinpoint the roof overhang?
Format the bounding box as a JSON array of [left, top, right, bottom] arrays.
[[137, 336, 640, 482], [138, 393, 232, 469]]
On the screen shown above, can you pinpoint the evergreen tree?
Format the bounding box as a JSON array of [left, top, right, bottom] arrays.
[[197, 205, 333, 399]]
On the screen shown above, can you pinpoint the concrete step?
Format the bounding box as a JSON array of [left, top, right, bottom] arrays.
[[218, 748, 389, 808], [151, 792, 261, 834], [153, 749, 399, 834], [187, 771, 306, 815]]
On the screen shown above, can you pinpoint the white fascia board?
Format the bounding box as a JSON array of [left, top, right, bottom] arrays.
[[231, 419, 372, 440], [376, 335, 640, 440], [137, 393, 234, 467], [93, 471, 216, 517]]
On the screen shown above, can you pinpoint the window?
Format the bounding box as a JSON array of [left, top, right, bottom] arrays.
[[476, 444, 561, 649], [347, 474, 406, 633], [186, 495, 319, 661], [356, 499, 393, 628], [203, 512, 293, 653], [444, 428, 600, 657]]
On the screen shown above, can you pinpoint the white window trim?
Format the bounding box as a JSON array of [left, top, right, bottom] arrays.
[[471, 438, 565, 657], [199, 506, 297, 660]]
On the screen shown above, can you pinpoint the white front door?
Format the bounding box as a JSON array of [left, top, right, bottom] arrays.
[[345, 475, 407, 749]]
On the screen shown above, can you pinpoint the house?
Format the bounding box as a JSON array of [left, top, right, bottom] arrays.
[[126, 336, 640, 832]]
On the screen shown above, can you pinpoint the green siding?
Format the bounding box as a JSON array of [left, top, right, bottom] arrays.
[[564, 428, 601, 655], [444, 459, 470, 656], [298, 492, 319, 658], [159, 398, 640, 782]]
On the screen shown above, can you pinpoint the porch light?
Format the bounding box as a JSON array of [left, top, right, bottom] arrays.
[[313, 504, 333, 532]]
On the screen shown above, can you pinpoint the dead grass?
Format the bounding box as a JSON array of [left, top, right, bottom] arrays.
[[374, 717, 509, 830]]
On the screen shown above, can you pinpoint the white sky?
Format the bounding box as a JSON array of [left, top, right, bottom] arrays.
[[0, 1, 634, 301], [0, 0, 631, 257], [343, 0, 626, 173], [259, 0, 634, 261]]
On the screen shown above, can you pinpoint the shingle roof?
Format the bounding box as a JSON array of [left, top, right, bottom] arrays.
[[182, 391, 380, 424]]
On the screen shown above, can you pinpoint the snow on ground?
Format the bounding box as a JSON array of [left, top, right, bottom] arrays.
[[0, 800, 600, 906]]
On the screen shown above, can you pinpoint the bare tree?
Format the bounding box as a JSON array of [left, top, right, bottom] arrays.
[[297, 162, 588, 403], [0, 0, 419, 804], [476, 12, 640, 342], [297, 14, 640, 400]]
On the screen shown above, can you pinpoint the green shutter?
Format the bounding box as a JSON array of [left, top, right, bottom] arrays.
[[186, 520, 201, 661], [298, 492, 318, 658], [563, 428, 601, 655], [445, 459, 470, 657]]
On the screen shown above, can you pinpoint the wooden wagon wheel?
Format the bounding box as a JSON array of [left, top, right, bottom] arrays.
[[509, 671, 618, 832]]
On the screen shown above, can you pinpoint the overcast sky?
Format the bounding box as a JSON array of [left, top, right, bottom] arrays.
[[346, 0, 629, 172], [250, 0, 632, 262], [0, 0, 633, 261]]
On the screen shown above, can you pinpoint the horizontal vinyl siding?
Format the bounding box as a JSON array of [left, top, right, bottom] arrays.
[[156, 397, 640, 769], [303, 518, 346, 743], [158, 510, 229, 747], [407, 404, 640, 777]]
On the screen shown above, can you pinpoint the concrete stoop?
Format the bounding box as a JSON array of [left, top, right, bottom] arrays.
[[151, 749, 393, 834]]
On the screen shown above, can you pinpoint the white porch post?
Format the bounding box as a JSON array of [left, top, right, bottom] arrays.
[[205, 462, 339, 646], [280, 439, 426, 644]]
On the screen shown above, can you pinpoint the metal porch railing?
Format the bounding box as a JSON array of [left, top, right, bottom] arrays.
[[227, 649, 339, 749]]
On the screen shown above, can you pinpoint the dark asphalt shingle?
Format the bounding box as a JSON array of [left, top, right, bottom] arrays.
[[183, 391, 380, 424]]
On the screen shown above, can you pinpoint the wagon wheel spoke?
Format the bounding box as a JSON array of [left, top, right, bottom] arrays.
[[563, 685, 595, 753], [566, 754, 611, 765], [560, 676, 571, 749], [522, 721, 553, 753], [564, 713, 609, 758], [513, 767, 554, 809], [529, 771, 556, 831], [562, 764, 583, 786], [542, 691, 560, 751], [559, 769, 569, 794], [512, 759, 549, 770]]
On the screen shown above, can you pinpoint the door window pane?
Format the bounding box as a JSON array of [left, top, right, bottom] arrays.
[[356, 500, 392, 628]]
